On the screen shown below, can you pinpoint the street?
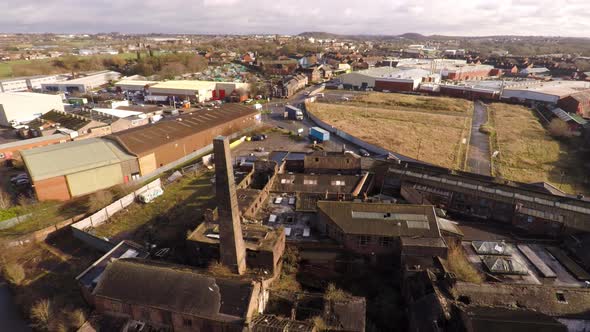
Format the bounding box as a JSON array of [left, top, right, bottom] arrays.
[[467, 101, 492, 176]]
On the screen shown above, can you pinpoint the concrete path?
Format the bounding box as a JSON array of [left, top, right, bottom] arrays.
[[0, 279, 31, 332], [467, 101, 492, 176]]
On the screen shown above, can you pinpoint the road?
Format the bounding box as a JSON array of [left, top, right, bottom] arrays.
[[0, 279, 31, 332], [467, 101, 492, 176]]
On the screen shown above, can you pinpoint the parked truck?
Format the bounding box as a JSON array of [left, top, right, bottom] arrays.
[[284, 105, 304, 120], [309, 127, 330, 142]]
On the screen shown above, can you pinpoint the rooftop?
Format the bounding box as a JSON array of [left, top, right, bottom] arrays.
[[108, 104, 258, 156], [21, 138, 135, 181], [272, 173, 362, 194], [317, 201, 441, 238], [93, 258, 255, 321]]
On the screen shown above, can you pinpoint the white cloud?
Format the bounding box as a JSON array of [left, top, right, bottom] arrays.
[[0, 0, 588, 37]]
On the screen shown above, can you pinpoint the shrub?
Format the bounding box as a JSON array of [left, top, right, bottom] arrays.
[[0, 188, 12, 210], [2, 263, 25, 285], [87, 190, 114, 213], [67, 308, 87, 329], [324, 283, 350, 302], [31, 299, 52, 331], [208, 261, 233, 277], [313, 316, 329, 331]]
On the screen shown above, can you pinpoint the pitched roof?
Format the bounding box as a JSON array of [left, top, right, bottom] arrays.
[[93, 258, 255, 321], [21, 138, 135, 181], [108, 104, 258, 156], [317, 201, 441, 237], [550, 108, 587, 125]]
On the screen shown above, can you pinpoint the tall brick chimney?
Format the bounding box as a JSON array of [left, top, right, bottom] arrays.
[[213, 136, 247, 275]]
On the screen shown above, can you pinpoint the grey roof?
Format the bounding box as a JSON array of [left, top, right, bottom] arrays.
[[21, 138, 135, 181], [471, 241, 513, 256], [317, 201, 441, 237], [0, 133, 67, 151], [93, 258, 255, 321]]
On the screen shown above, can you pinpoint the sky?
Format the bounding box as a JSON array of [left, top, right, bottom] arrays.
[[1, 0, 590, 37]]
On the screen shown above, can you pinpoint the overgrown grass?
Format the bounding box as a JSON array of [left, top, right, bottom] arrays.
[[92, 171, 215, 239], [488, 103, 590, 194], [340, 92, 473, 115], [307, 100, 471, 169], [445, 244, 484, 284], [0, 201, 82, 237]]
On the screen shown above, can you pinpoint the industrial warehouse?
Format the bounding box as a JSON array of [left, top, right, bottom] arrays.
[[18, 103, 260, 201], [115, 79, 250, 102]]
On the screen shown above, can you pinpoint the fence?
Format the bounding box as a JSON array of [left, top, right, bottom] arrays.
[[1, 214, 85, 248], [0, 213, 32, 230], [70, 178, 162, 252]]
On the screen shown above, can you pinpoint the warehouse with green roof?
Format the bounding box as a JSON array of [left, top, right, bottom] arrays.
[[21, 138, 139, 201]]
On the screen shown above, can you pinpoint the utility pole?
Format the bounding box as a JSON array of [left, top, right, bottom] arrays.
[[416, 138, 423, 160]]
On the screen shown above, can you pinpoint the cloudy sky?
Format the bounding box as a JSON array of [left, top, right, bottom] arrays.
[[1, 0, 589, 37]]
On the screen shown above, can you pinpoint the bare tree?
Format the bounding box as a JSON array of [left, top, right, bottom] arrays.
[[0, 188, 12, 209]]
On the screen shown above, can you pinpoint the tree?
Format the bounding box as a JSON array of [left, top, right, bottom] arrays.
[[158, 62, 186, 79]]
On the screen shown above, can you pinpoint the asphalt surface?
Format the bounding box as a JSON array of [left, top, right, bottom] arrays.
[[467, 101, 492, 176], [0, 279, 31, 332]]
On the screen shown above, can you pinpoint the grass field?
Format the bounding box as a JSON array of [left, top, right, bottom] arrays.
[[340, 92, 473, 115], [0, 53, 137, 78], [488, 103, 590, 194], [308, 93, 473, 169], [92, 171, 215, 242]]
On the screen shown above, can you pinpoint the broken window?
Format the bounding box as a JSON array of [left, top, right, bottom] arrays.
[[304, 179, 318, 185], [379, 237, 393, 247], [183, 318, 193, 327], [331, 180, 346, 186], [556, 292, 567, 303]]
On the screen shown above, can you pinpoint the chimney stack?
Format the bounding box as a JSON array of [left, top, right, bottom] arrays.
[[213, 136, 247, 275]]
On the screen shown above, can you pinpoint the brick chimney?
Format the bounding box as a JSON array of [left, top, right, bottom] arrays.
[[213, 136, 247, 275]]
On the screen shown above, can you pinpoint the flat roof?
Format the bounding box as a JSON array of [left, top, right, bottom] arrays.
[[503, 81, 590, 98], [114, 80, 158, 87], [150, 80, 237, 91], [21, 138, 135, 181], [91, 107, 143, 118], [0, 134, 67, 151], [108, 104, 258, 156]]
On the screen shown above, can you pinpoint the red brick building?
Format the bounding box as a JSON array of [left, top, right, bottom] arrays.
[[316, 201, 447, 258]]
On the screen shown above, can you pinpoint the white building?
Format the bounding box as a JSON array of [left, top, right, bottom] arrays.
[[0, 75, 65, 92], [0, 92, 64, 126], [338, 67, 439, 91], [42, 71, 121, 94], [501, 81, 590, 104]]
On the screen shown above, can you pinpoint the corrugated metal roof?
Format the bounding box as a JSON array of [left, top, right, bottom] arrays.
[[108, 104, 258, 156], [21, 138, 135, 181], [0, 133, 67, 150]]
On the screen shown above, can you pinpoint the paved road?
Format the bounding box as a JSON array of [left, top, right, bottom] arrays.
[[0, 279, 31, 332], [467, 101, 492, 176]]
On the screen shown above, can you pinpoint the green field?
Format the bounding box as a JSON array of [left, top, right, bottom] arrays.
[[0, 53, 137, 78]]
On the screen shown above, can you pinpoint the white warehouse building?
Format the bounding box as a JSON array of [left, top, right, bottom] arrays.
[[42, 70, 121, 94], [0, 92, 65, 126], [501, 81, 590, 104]]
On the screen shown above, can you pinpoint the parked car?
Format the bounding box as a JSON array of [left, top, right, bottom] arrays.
[[13, 178, 30, 187], [358, 149, 371, 157], [251, 134, 267, 141]]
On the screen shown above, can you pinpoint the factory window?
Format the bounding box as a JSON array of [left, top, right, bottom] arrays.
[[379, 237, 393, 247], [183, 318, 192, 327], [304, 179, 317, 185], [315, 158, 319, 162], [556, 292, 567, 304], [357, 235, 370, 247], [331, 180, 346, 186]]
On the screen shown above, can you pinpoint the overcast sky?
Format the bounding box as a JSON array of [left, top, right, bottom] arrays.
[[1, 0, 589, 37]]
